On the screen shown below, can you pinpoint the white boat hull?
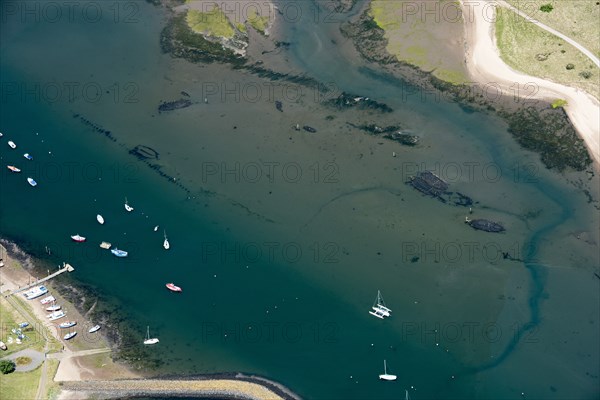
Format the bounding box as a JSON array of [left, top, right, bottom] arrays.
[[144, 338, 159, 345], [369, 310, 385, 319], [379, 374, 397, 381], [372, 306, 390, 317], [97, 215, 105, 224]]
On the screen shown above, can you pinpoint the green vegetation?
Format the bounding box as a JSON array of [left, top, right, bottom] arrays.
[[247, 8, 269, 33], [368, 0, 469, 84], [500, 107, 592, 171], [0, 360, 16, 374], [186, 7, 235, 39], [495, 8, 599, 98], [551, 99, 567, 108], [540, 4, 553, 13], [237, 22, 247, 33], [505, 0, 600, 58], [0, 363, 41, 399], [161, 14, 243, 65]]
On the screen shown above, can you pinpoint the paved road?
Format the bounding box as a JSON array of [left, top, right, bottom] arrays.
[[498, 0, 600, 67], [1, 348, 44, 372]]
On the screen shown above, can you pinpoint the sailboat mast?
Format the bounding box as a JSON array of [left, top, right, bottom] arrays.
[[383, 359, 387, 374]]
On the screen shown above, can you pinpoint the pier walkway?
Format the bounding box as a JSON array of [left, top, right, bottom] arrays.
[[10, 263, 74, 295]]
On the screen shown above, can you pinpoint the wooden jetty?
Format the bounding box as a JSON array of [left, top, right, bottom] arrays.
[[11, 263, 74, 295]]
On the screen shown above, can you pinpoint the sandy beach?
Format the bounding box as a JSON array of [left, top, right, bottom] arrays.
[[461, 0, 600, 166]]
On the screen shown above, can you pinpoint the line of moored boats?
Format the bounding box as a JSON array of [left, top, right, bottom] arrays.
[[22, 285, 100, 340]]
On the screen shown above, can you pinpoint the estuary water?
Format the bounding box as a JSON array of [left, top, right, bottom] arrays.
[[0, 1, 598, 399]]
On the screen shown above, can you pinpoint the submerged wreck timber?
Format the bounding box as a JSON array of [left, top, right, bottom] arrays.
[[407, 171, 473, 206], [465, 217, 506, 233]]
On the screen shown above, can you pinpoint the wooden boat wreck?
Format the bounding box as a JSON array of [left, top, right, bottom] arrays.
[[465, 217, 505, 233]]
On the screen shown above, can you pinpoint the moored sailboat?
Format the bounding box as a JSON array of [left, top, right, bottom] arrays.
[[124, 197, 134, 212], [143, 326, 159, 345], [369, 290, 392, 319], [378, 360, 397, 381], [163, 230, 170, 250]]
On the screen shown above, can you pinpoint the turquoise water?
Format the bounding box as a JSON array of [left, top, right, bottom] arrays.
[[1, 1, 598, 399]]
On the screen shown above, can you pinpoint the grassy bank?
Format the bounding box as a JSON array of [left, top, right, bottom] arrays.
[[504, 0, 600, 58], [0, 363, 42, 400], [369, 0, 469, 84], [342, 6, 593, 172], [495, 7, 599, 99]]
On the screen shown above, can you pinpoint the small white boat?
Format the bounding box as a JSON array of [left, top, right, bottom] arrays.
[[166, 283, 182, 292], [163, 230, 170, 250], [369, 308, 386, 319], [379, 360, 397, 381], [154, 225, 159, 232], [143, 326, 159, 345], [46, 305, 61, 312], [27, 177, 37, 187], [97, 214, 105, 224], [23, 153, 33, 160], [24, 285, 48, 300], [59, 321, 76, 329], [8, 140, 16, 149], [369, 290, 391, 319], [40, 295, 55, 305], [111, 248, 128, 257], [64, 331, 77, 340], [372, 306, 390, 317], [48, 311, 66, 321], [124, 197, 134, 212], [71, 234, 86, 242], [99, 241, 112, 249], [89, 325, 101, 333], [7, 165, 20, 173], [0, 132, 3, 137]]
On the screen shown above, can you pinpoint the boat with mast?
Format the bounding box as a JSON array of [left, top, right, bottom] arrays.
[[163, 230, 170, 250], [369, 290, 392, 319], [143, 326, 159, 345], [378, 360, 397, 381], [124, 197, 134, 212]]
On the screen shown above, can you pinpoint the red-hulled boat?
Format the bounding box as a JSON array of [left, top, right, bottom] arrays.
[[166, 283, 182, 292]]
